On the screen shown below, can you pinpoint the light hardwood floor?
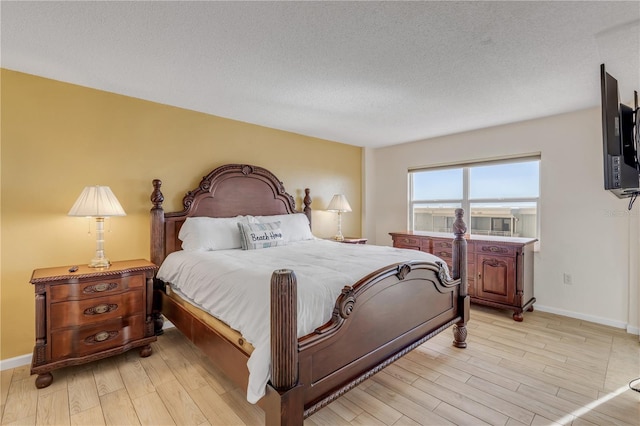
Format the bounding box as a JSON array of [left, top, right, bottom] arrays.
[[2, 306, 639, 425]]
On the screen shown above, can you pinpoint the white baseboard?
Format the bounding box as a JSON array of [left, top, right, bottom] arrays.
[[0, 353, 32, 371], [1, 321, 176, 371], [626, 324, 640, 335], [534, 304, 635, 332]]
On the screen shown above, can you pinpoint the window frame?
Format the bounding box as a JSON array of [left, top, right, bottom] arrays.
[[409, 156, 540, 240]]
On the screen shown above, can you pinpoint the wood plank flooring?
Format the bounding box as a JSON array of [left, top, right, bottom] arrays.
[[2, 306, 638, 425]]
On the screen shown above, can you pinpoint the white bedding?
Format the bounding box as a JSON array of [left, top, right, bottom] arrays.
[[156, 239, 446, 403]]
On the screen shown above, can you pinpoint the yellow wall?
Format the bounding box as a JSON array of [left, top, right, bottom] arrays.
[[0, 69, 362, 360]]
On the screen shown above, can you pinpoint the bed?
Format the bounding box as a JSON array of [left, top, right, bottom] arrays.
[[150, 163, 469, 425]]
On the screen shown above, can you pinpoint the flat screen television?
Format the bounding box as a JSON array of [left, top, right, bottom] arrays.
[[600, 64, 639, 198]]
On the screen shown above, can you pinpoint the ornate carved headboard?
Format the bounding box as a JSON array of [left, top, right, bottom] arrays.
[[150, 164, 311, 266]]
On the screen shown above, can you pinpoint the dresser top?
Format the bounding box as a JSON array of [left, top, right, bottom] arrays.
[[31, 259, 157, 283], [389, 231, 538, 245]]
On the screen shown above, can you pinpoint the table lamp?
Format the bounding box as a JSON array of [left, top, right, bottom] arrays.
[[327, 194, 352, 241], [68, 185, 126, 268]]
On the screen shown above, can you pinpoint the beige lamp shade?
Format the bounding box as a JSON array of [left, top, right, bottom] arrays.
[[68, 186, 126, 217], [326, 194, 352, 213]]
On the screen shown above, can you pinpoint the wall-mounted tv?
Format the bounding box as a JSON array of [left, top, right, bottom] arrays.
[[600, 64, 639, 199]]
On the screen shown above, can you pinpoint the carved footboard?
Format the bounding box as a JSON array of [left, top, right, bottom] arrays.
[[267, 209, 469, 425]]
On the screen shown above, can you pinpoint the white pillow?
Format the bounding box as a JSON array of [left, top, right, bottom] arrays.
[[178, 216, 256, 251], [237, 221, 285, 250], [255, 213, 314, 242]]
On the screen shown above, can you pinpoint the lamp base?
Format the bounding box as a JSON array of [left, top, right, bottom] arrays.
[[333, 234, 345, 242], [89, 257, 111, 268]]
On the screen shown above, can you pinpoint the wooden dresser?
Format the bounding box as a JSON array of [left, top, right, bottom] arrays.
[[29, 259, 158, 388], [390, 231, 536, 321]]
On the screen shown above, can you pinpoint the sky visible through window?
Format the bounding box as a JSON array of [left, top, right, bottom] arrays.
[[412, 161, 539, 202], [470, 162, 539, 199], [412, 168, 462, 200]]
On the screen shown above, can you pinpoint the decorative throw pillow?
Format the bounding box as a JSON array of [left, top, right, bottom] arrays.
[[255, 213, 314, 242], [178, 216, 256, 251], [237, 221, 285, 250]]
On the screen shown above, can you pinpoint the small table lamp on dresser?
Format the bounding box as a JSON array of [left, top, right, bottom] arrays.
[[327, 194, 352, 242]]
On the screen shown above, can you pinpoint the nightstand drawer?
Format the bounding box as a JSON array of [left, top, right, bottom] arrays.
[[50, 314, 146, 359], [49, 274, 145, 302], [50, 290, 145, 329]]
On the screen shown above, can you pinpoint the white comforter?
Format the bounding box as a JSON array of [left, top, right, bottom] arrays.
[[156, 239, 445, 403]]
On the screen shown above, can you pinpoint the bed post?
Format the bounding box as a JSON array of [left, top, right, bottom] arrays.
[[150, 179, 165, 266], [303, 188, 312, 228], [150, 179, 166, 335], [266, 269, 303, 425], [451, 208, 470, 348]]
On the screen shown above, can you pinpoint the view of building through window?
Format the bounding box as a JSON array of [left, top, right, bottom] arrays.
[[410, 158, 540, 238]]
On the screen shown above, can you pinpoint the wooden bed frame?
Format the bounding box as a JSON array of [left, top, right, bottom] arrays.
[[150, 163, 469, 425]]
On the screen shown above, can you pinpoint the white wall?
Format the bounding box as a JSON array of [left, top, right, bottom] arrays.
[[366, 108, 639, 332]]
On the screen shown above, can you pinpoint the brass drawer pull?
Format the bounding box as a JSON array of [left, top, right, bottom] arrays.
[[482, 246, 508, 254], [85, 330, 118, 344], [95, 331, 109, 342], [84, 303, 118, 316], [83, 282, 118, 294]]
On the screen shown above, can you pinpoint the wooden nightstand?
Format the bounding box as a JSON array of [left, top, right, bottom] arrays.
[[29, 259, 158, 388]]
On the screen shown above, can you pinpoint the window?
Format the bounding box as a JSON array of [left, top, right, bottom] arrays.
[[409, 157, 540, 239]]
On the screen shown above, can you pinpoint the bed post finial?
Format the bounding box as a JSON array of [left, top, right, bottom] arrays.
[[452, 208, 469, 348], [303, 188, 312, 228], [151, 179, 164, 208]]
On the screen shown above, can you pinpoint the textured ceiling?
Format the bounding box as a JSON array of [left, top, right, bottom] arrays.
[[1, 1, 639, 148]]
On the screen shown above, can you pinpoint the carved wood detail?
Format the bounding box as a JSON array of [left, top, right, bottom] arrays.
[[436, 261, 451, 283], [33, 345, 46, 366], [395, 264, 411, 280], [151, 179, 164, 208], [337, 287, 356, 318], [482, 258, 508, 269]]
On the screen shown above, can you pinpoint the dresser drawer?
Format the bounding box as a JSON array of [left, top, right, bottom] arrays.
[[393, 235, 423, 248], [476, 243, 517, 257], [50, 314, 146, 359], [433, 248, 453, 262], [432, 239, 453, 250], [50, 289, 144, 329], [49, 274, 145, 302]]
